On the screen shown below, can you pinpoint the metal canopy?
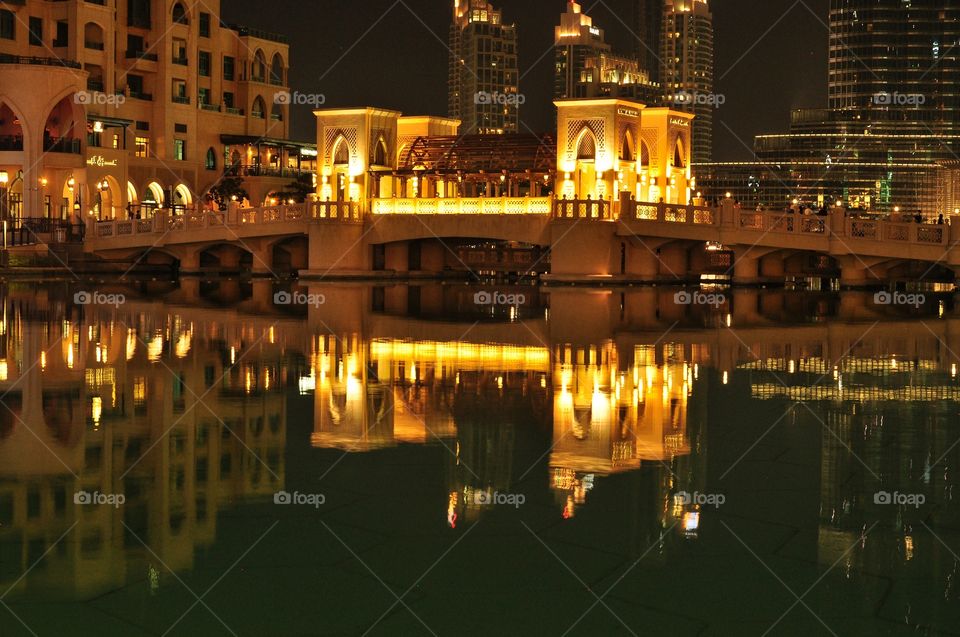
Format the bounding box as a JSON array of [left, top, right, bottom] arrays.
[[399, 134, 556, 175]]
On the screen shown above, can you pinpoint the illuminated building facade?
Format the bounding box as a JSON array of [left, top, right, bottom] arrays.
[[448, 0, 519, 134], [0, 0, 313, 223], [697, 1, 960, 214], [661, 0, 713, 164], [554, 2, 660, 105]]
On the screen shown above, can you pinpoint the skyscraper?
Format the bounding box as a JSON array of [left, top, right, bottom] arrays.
[[634, 0, 664, 84], [554, 1, 659, 104], [448, 0, 519, 134], [661, 0, 714, 164]]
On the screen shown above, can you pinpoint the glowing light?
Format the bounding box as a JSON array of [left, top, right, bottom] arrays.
[[0, 360, 7, 381], [722, 371, 729, 385]]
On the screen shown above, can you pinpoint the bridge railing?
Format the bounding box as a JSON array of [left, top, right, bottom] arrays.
[[847, 218, 948, 246], [623, 201, 715, 225], [552, 198, 611, 219], [371, 196, 552, 215], [313, 200, 362, 221]]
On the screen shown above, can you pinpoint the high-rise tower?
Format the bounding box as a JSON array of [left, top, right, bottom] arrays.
[[448, 0, 519, 134], [661, 0, 714, 164], [634, 0, 664, 84]]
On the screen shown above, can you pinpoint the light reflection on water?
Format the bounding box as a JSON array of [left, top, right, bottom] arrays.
[[0, 281, 959, 634]]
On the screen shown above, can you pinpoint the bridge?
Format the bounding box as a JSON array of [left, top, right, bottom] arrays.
[[86, 195, 960, 285]]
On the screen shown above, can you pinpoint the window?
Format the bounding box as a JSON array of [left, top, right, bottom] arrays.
[[128, 74, 145, 96], [174, 123, 187, 133], [198, 51, 211, 77], [251, 96, 265, 119], [135, 136, 150, 158], [0, 11, 14, 41], [128, 0, 151, 29], [205, 148, 216, 170], [173, 139, 185, 161], [135, 120, 149, 131], [199, 12, 210, 37], [223, 92, 235, 108], [198, 87, 209, 105], [28, 17, 42, 46], [223, 56, 235, 81], [172, 2, 187, 24], [54, 21, 68, 47], [172, 79, 187, 103], [172, 38, 187, 64]]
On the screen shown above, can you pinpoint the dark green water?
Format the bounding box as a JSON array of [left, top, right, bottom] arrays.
[[0, 281, 958, 636]]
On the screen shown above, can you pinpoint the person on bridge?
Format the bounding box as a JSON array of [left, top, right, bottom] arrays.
[[938, 214, 945, 225]]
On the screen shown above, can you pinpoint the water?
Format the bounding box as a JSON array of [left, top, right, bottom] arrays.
[[1, 280, 959, 636]]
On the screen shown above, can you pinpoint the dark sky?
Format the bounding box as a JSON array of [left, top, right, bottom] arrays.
[[221, 0, 831, 161]]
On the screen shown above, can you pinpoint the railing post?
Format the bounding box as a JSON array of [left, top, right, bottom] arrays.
[[720, 199, 735, 227], [829, 207, 845, 236]]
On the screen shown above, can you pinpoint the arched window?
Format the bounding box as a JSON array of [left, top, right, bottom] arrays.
[[674, 138, 685, 168], [172, 2, 188, 24], [270, 53, 284, 85], [270, 103, 283, 122], [205, 147, 217, 170], [576, 131, 596, 161], [252, 49, 267, 82], [620, 130, 635, 162], [332, 137, 350, 165], [374, 138, 388, 166], [84, 23, 104, 50], [252, 96, 266, 119]]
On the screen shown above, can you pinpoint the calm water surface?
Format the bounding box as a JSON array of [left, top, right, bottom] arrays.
[[1, 281, 959, 636]]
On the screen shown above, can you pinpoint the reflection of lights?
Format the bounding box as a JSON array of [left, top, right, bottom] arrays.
[[725, 314, 732, 327], [497, 375, 503, 390], [126, 329, 137, 360], [722, 371, 729, 385], [788, 359, 795, 374], [175, 331, 191, 358], [683, 511, 700, 534], [40, 351, 46, 371], [904, 535, 914, 560], [298, 370, 316, 394], [890, 357, 897, 370], [230, 346, 236, 365], [67, 345, 74, 369], [0, 360, 7, 381], [91, 396, 102, 427], [147, 335, 163, 362], [447, 491, 458, 528], [952, 363, 957, 378]]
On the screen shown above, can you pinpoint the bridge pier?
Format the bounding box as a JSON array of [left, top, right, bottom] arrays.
[[302, 222, 369, 279], [548, 222, 617, 281]]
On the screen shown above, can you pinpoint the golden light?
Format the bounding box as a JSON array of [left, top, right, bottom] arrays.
[[93, 121, 104, 133], [0, 171, 8, 185], [0, 360, 7, 381], [725, 192, 732, 199], [894, 206, 900, 213], [39, 177, 48, 187]]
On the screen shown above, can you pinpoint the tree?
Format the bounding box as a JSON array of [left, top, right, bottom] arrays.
[[206, 176, 248, 211], [268, 173, 314, 204]]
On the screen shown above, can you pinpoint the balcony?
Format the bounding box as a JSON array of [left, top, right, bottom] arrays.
[[200, 103, 221, 112], [125, 50, 158, 62], [227, 164, 311, 179], [86, 79, 104, 92], [84, 41, 105, 51], [225, 24, 289, 44], [44, 136, 81, 154], [129, 90, 153, 101], [0, 135, 23, 151], [0, 54, 81, 69], [172, 95, 190, 105], [172, 55, 188, 66], [225, 107, 244, 116]]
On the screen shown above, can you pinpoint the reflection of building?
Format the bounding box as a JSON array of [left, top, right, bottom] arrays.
[[0, 0, 311, 224], [448, 0, 519, 134], [554, 2, 660, 105], [0, 296, 285, 599]]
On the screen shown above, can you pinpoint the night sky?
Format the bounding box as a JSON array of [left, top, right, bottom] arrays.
[[221, 0, 831, 161]]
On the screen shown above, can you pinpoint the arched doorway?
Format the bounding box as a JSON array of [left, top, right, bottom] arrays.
[[93, 176, 120, 220], [575, 129, 598, 199], [43, 95, 83, 154], [144, 182, 165, 213], [331, 135, 351, 201], [173, 184, 192, 212]]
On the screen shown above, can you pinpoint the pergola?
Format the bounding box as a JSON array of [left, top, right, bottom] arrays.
[[383, 134, 557, 198]]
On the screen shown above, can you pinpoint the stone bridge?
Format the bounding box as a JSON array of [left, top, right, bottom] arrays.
[[86, 195, 960, 285]]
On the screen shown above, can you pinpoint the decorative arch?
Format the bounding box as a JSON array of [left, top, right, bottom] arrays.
[[576, 129, 597, 161], [270, 53, 285, 85], [172, 2, 188, 24], [83, 22, 105, 49], [0, 100, 24, 149], [331, 135, 351, 165], [127, 181, 139, 204], [173, 184, 193, 207], [673, 137, 686, 169], [252, 49, 267, 82], [638, 139, 651, 169], [620, 129, 635, 162], [373, 137, 388, 166], [252, 96, 266, 119], [42, 94, 85, 152], [144, 182, 165, 208], [205, 147, 217, 170]]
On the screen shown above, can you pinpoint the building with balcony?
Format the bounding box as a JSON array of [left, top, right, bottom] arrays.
[[0, 0, 311, 227], [554, 2, 660, 106], [448, 0, 519, 134]]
